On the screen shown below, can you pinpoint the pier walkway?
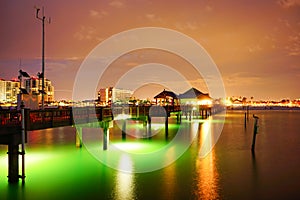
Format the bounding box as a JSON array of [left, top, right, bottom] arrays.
[[0, 104, 218, 183]]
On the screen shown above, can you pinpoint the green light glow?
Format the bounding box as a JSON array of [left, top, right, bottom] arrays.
[[111, 141, 167, 154]]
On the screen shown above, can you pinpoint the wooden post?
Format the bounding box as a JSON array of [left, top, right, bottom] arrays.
[[20, 106, 26, 182], [147, 116, 151, 138], [69, 109, 74, 125], [142, 116, 147, 127], [8, 143, 19, 183], [165, 116, 168, 137], [103, 122, 109, 150], [122, 119, 126, 140], [251, 115, 259, 152], [75, 127, 82, 148], [176, 113, 180, 124], [247, 106, 249, 120], [244, 112, 247, 129]]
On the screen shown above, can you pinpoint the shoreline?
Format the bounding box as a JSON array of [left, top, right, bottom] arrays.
[[226, 105, 300, 111]]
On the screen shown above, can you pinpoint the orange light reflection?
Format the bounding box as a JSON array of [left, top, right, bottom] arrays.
[[195, 120, 220, 199]]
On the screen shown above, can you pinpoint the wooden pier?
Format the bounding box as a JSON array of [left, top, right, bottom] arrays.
[[0, 104, 218, 183]]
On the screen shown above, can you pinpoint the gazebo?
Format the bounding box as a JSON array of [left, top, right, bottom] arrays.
[[178, 88, 212, 105], [154, 89, 178, 106]]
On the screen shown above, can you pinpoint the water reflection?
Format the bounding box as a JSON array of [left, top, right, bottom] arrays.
[[195, 118, 220, 199], [198, 119, 212, 158], [251, 151, 258, 187], [113, 154, 136, 200], [196, 151, 220, 199], [1, 110, 300, 199], [162, 152, 176, 200]]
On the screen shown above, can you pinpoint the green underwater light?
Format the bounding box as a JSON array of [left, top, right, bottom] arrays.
[[111, 141, 167, 154]]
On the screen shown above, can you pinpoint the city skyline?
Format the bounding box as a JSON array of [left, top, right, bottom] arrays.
[[1, 0, 299, 101]]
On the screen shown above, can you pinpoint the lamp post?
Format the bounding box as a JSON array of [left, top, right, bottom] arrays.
[[35, 7, 50, 109]]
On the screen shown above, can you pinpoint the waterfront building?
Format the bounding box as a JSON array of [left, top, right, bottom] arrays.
[[98, 87, 113, 105], [0, 79, 20, 103], [24, 77, 55, 103], [0, 77, 54, 106], [112, 88, 133, 104], [154, 89, 179, 106], [178, 87, 212, 105], [98, 87, 133, 105]]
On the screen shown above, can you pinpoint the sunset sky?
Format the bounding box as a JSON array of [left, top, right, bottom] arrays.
[[0, 0, 299, 101]]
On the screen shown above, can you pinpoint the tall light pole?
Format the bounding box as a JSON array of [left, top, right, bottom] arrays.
[[35, 7, 50, 110]]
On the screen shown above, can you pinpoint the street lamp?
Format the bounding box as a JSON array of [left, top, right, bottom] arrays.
[[35, 6, 50, 109]]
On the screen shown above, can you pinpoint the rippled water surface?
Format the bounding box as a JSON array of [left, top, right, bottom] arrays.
[[1, 110, 299, 199]]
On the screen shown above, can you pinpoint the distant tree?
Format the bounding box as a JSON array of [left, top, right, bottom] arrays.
[[242, 97, 247, 104]]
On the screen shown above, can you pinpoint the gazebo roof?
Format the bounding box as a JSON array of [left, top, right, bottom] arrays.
[[154, 89, 178, 99], [178, 88, 211, 99]]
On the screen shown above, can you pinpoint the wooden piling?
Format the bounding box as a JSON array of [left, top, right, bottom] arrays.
[[176, 113, 181, 124], [147, 116, 151, 138], [20, 107, 26, 183], [165, 116, 168, 137], [244, 112, 247, 129], [122, 120, 126, 140], [251, 115, 259, 152], [103, 122, 109, 150], [75, 127, 82, 148], [247, 106, 249, 120], [7, 144, 19, 183]]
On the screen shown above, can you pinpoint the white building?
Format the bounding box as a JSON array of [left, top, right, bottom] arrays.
[[0, 77, 54, 105], [0, 79, 20, 103], [98, 87, 133, 105], [24, 77, 55, 103], [112, 88, 133, 104]]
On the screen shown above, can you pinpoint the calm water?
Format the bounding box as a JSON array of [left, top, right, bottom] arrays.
[[1, 110, 300, 200]]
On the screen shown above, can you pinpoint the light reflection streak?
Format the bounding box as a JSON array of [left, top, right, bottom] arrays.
[[196, 118, 220, 199], [113, 142, 145, 152], [196, 150, 220, 200], [199, 119, 212, 158], [114, 154, 135, 200], [125, 118, 164, 138], [163, 148, 176, 199], [23, 152, 55, 165]]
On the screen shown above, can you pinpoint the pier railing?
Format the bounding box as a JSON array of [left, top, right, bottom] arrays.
[[0, 104, 217, 141]]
